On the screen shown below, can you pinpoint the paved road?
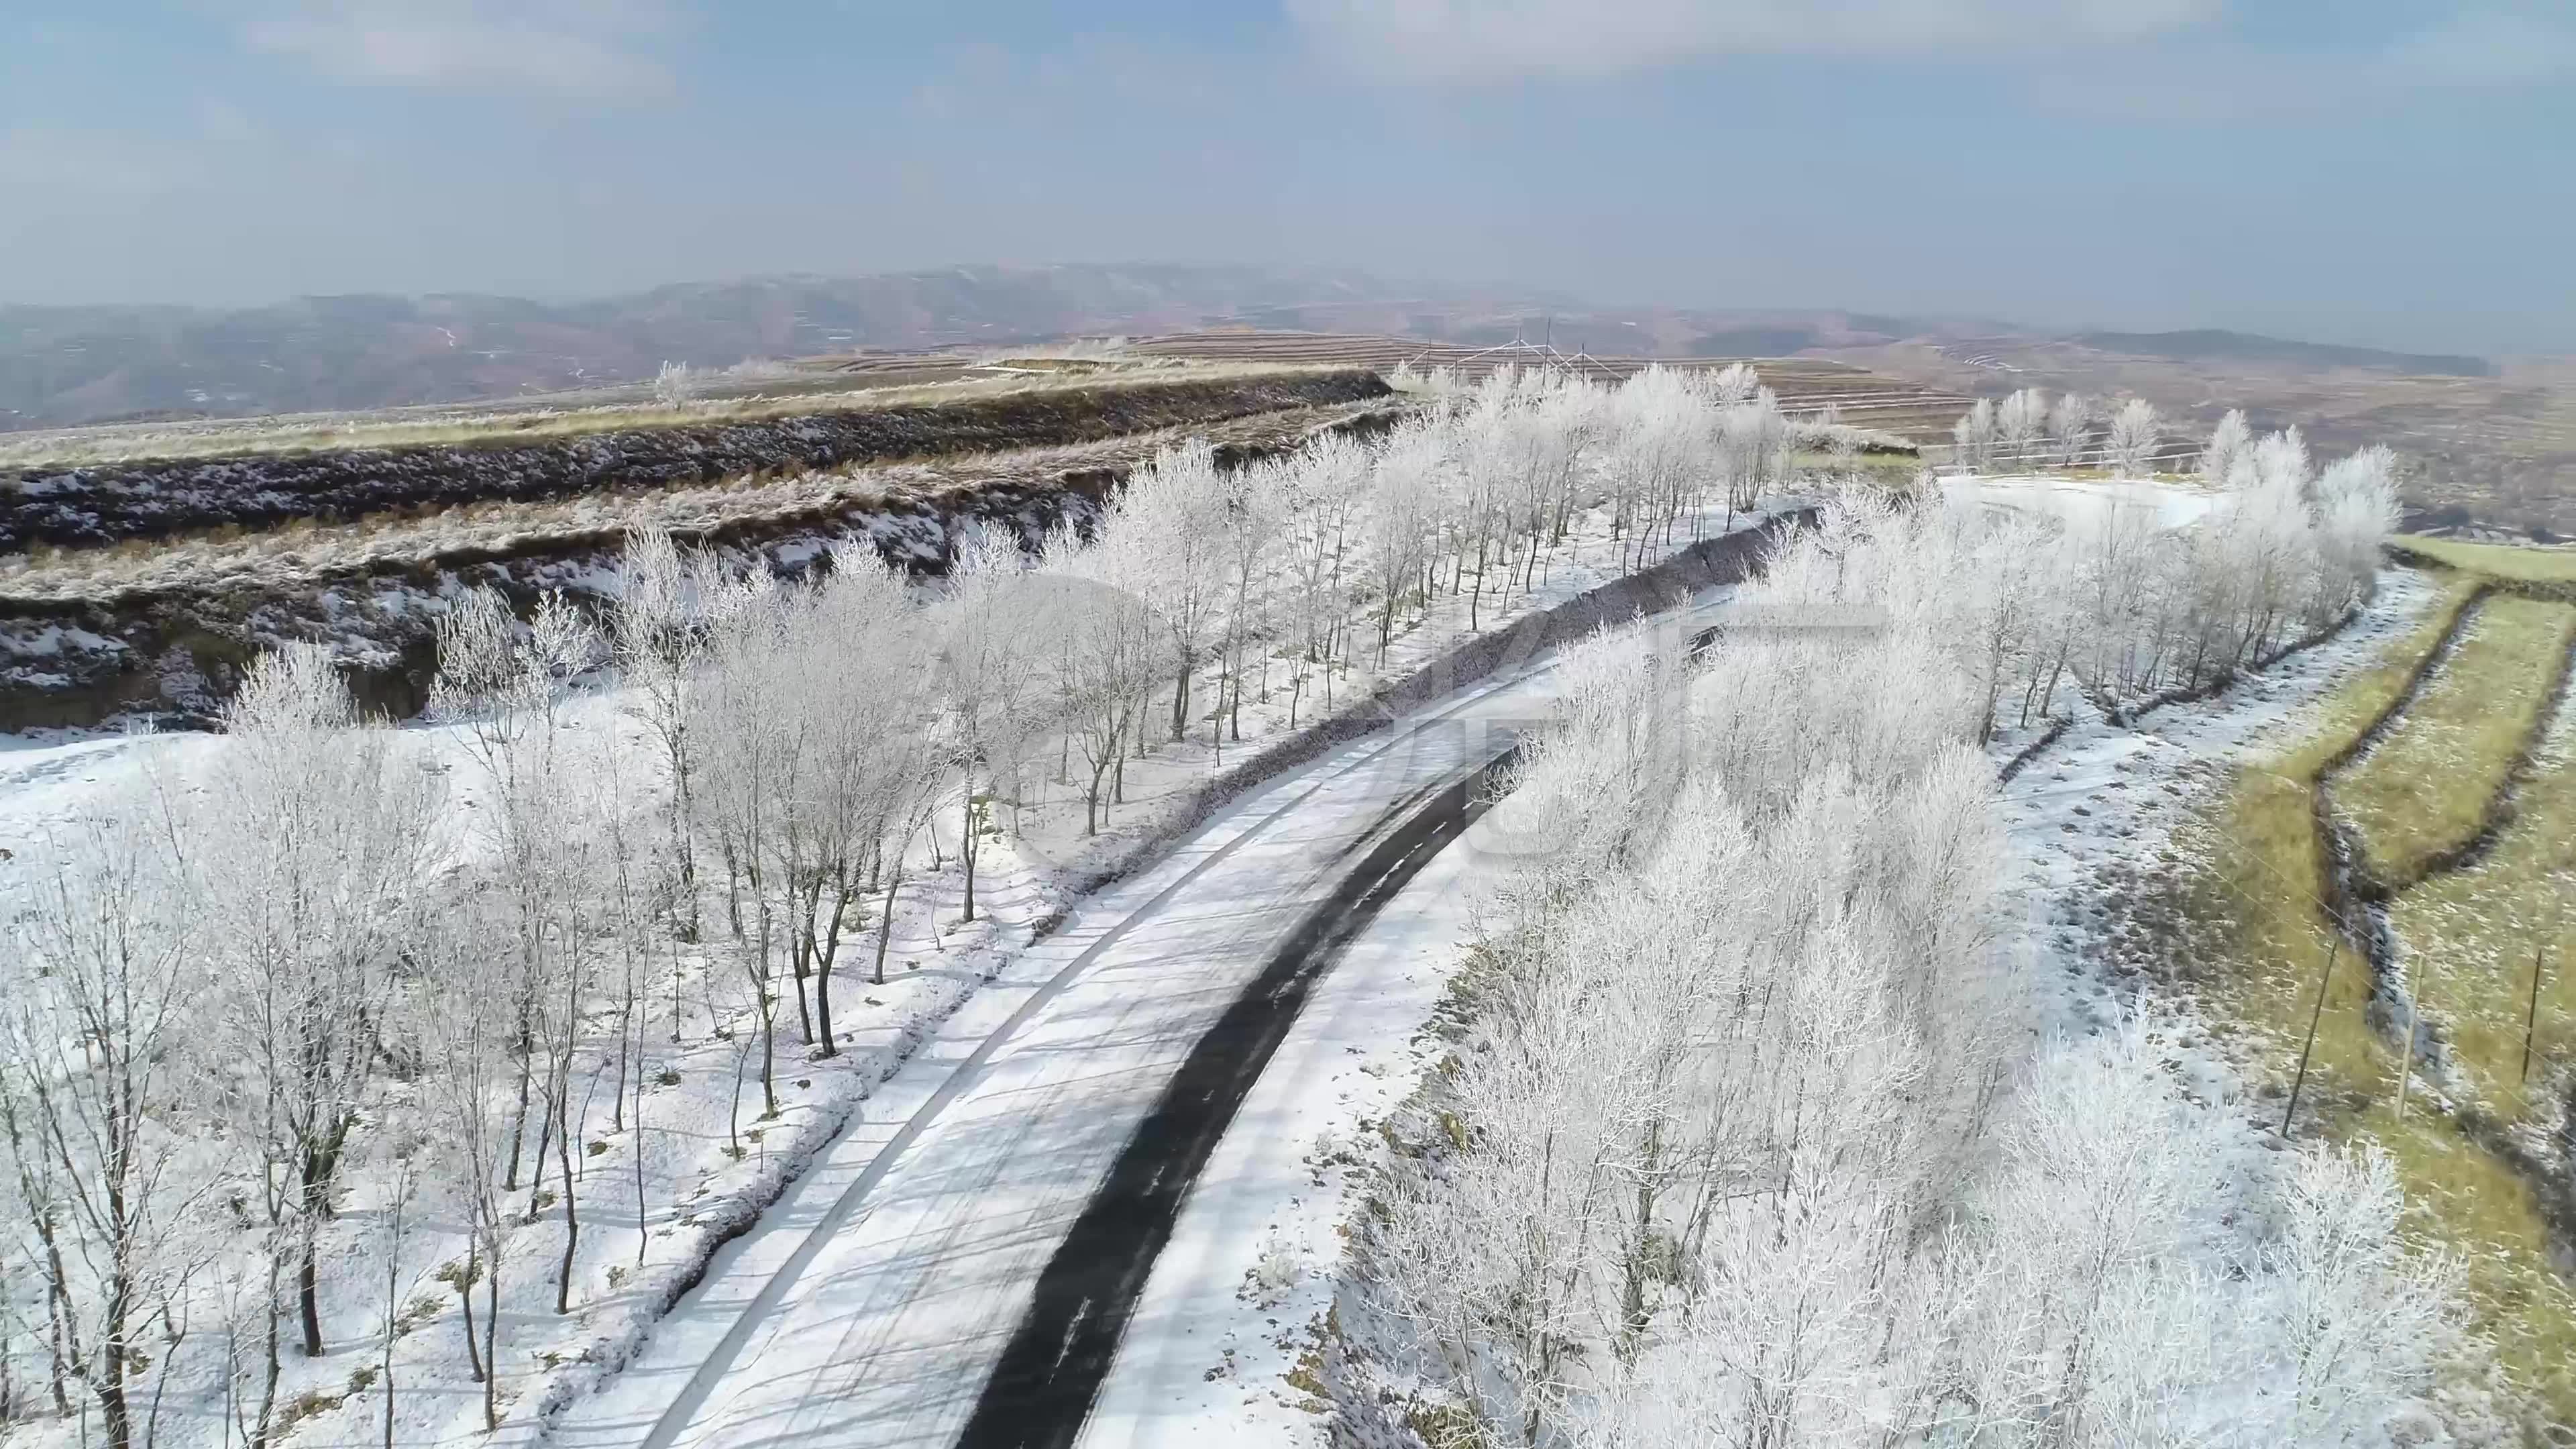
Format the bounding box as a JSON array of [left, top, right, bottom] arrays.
[[543, 595, 1731, 1449]]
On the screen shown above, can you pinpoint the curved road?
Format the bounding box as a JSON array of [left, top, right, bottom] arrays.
[[542, 594, 1733, 1449]]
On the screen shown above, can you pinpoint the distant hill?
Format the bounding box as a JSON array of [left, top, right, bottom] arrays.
[[0, 266, 2014, 433], [2072, 329, 2493, 378], [0, 264, 1446, 431]]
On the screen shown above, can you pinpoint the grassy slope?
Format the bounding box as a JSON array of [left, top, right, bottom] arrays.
[[2398, 535, 2576, 588], [2181, 563, 2576, 1437], [2397, 703, 2576, 1124], [2189, 576, 2481, 1099], [2339, 597, 2576, 884]]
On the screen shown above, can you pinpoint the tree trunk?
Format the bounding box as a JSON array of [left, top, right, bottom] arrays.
[[297, 1226, 323, 1358], [758, 998, 778, 1120], [672, 745, 700, 943], [788, 924, 815, 1046], [254, 1256, 280, 1449], [97, 1364, 131, 1449], [555, 1106, 580, 1316], [504, 1044, 531, 1192], [873, 856, 908, 987], [457, 1243, 484, 1383], [481, 1249, 500, 1432], [959, 794, 979, 924]]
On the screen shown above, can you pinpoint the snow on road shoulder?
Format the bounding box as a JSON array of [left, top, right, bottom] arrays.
[[1081, 827, 1483, 1448]]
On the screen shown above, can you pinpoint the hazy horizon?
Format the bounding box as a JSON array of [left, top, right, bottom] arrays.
[[5, 2, 2569, 356]]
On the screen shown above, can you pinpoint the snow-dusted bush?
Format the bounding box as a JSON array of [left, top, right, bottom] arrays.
[[651, 360, 698, 409]]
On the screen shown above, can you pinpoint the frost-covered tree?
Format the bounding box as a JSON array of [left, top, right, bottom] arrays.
[[2313, 444, 2402, 615], [1714, 387, 1787, 526], [610, 524, 714, 940], [935, 529, 1053, 919], [1212, 453, 1290, 740], [2106, 397, 2161, 478], [200, 643, 438, 1374], [651, 360, 696, 409], [1, 806, 203, 1449], [1996, 387, 2049, 470], [1039, 519, 1170, 833], [687, 572, 801, 1112], [1364, 417, 1446, 661], [415, 911, 519, 1432], [1116, 441, 1232, 741], [1952, 396, 1998, 472], [2200, 407, 2253, 490], [2049, 391, 2095, 468], [432, 589, 612, 1313]]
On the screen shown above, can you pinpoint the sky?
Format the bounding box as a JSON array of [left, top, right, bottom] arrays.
[[2, 1, 2569, 356]]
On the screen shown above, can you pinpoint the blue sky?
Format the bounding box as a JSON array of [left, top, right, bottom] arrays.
[[3, 1, 2569, 354]]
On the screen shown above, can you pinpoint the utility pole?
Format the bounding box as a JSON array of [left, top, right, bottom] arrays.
[[2285, 930, 2339, 1139], [2523, 940, 2548, 1085], [2393, 924, 2433, 1122]]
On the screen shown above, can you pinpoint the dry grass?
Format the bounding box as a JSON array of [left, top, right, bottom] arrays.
[[2396, 694, 2576, 1125], [0, 358, 1336, 473], [2400, 535, 2576, 587], [2374, 1114, 2576, 1428], [2185, 574, 2484, 1101], [2339, 596, 2576, 883], [2176, 554, 2576, 1436]]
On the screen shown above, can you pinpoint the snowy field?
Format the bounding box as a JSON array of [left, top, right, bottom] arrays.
[[1940, 470, 2222, 530]]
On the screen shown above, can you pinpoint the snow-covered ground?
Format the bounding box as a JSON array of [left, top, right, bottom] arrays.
[[1998, 564, 2439, 1044], [7, 466, 2451, 1448], [536, 588, 1737, 1449], [1941, 470, 2221, 529], [0, 492, 1776, 1449]]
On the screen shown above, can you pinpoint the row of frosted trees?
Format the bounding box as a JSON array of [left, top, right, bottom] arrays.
[[1958, 414, 2402, 728], [0, 360, 1804, 1448], [1352, 494, 2453, 1447], [1953, 388, 2165, 478]]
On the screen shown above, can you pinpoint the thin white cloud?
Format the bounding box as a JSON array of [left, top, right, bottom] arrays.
[[242, 1, 677, 100], [2385, 7, 2576, 87], [0, 127, 186, 198], [2027, 8, 2576, 119], [1284, 0, 2224, 78]]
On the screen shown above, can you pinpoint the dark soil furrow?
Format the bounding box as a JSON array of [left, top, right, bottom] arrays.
[[1, 370, 1391, 551]]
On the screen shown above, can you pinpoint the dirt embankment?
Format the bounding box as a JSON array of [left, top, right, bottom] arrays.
[[0, 371, 1392, 552], [0, 399, 1409, 733]]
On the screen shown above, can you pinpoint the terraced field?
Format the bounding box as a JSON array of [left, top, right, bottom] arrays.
[[1124, 329, 1972, 442], [2159, 546, 2576, 1439], [0, 370, 1407, 729], [2337, 596, 2576, 884]]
